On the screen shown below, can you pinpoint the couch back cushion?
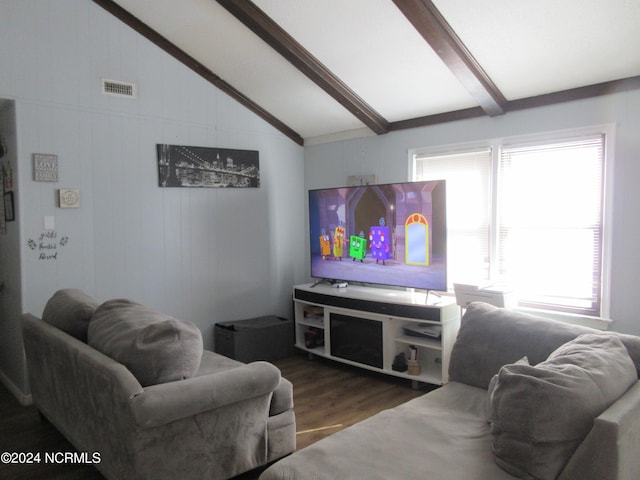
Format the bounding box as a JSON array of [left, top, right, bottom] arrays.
[[489, 333, 637, 480], [448, 302, 598, 389], [42, 288, 99, 342], [88, 299, 203, 387]]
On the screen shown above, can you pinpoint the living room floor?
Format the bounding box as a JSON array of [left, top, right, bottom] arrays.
[[0, 352, 432, 480]]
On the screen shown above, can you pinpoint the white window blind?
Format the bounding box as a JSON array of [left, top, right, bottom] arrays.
[[497, 135, 605, 315], [412, 131, 608, 317], [414, 149, 492, 287]]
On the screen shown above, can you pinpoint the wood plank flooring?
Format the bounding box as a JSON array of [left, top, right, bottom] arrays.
[[0, 352, 434, 480], [276, 353, 434, 450]]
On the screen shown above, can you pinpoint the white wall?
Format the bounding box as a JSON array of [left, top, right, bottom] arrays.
[[305, 89, 640, 337], [0, 0, 306, 397]]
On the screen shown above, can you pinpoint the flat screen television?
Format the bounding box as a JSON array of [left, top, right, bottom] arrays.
[[309, 180, 447, 291]]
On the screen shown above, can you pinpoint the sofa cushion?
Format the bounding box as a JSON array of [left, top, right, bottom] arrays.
[[490, 333, 637, 480], [88, 299, 203, 387], [42, 288, 99, 342], [449, 302, 599, 389]]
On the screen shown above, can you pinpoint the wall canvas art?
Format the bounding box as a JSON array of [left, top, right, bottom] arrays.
[[157, 144, 260, 188]]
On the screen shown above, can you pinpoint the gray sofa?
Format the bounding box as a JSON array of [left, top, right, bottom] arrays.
[[22, 289, 296, 480], [260, 302, 640, 480]]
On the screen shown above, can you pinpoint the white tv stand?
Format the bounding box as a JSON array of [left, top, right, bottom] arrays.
[[293, 283, 461, 386]]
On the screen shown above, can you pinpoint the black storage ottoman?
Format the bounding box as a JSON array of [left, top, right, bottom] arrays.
[[214, 315, 294, 363]]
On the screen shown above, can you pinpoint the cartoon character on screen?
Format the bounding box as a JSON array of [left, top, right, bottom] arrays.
[[350, 231, 367, 262], [319, 228, 331, 260], [333, 221, 346, 260], [369, 217, 390, 265]]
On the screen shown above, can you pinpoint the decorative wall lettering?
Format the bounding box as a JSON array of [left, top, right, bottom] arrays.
[[27, 231, 69, 260]]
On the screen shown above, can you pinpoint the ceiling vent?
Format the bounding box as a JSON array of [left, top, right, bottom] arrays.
[[101, 78, 136, 98]]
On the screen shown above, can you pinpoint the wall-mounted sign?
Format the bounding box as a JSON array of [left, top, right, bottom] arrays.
[[58, 189, 80, 208], [4, 191, 14, 221], [33, 153, 58, 182]]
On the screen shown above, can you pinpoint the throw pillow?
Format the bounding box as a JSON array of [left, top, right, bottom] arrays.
[[487, 356, 529, 422], [490, 333, 637, 480], [42, 288, 99, 342], [87, 298, 203, 387]]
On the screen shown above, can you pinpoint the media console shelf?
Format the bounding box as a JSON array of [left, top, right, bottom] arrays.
[[293, 283, 461, 386]]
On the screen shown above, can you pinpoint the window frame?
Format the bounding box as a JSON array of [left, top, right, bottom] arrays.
[[409, 125, 615, 318]]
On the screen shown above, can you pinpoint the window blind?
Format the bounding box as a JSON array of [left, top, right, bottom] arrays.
[[414, 148, 492, 287], [497, 135, 605, 314]]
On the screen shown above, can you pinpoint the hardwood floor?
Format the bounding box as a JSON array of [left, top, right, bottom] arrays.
[[276, 353, 433, 450], [0, 352, 434, 480]]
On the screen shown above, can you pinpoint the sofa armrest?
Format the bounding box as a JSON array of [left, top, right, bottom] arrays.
[[559, 380, 640, 480], [130, 361, 281, 428]]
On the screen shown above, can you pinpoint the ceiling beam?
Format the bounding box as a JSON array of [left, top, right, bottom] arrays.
[[506, 76, 640, 112], [392, 0, 507, 117], [389, 76, 640, 132], [91, 0, 304, 146], [389, 106, 486, 131], [215, 0, 390, 135]]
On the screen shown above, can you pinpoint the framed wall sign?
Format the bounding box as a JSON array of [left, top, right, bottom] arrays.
[[4, 191, 14, 221], [58, 189, 80, 208], [0, 168, 5, 234], [33, 153, 58, 182]]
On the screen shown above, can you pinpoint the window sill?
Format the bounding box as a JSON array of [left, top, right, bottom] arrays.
[[515, 306, 612, 331]]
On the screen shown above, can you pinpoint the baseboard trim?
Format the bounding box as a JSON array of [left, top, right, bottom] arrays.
[[0, 368, 32, 405]]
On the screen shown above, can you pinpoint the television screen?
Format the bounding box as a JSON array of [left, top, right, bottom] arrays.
[[309, 180, 447, 291]]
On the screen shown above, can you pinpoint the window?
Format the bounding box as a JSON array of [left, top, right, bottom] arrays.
[[413, 148, 492, 285], [412, 129, 610, 317]]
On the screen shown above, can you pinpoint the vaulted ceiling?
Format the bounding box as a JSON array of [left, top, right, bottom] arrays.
[[94, 0, 640, 146]]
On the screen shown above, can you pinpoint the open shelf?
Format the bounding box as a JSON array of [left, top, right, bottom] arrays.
[[298, 317, 324, 329], [394, 335, 442, 350]]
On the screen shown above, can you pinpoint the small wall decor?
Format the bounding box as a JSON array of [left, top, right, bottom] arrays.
[[157, 144, 260, 188], [58, 189, 80, 208], [3, 191, 14, 221], [347, 175, 377, 186], [0, 168, 5, 234], [3, 161, 12, 190], [33, 153, 58, 182]]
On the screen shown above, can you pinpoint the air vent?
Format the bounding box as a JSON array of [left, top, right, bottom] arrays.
[[101, 79, 136, 98]]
